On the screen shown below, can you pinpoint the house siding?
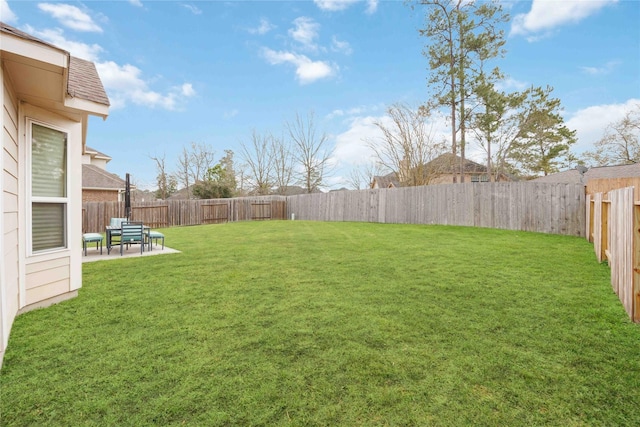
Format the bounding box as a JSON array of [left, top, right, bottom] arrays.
[[25, 257, 71, 305], [2, 67, 21, 358], [19, 104, 84, 306]]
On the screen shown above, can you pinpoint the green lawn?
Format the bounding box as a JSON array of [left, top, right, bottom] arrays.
[[1, 221, 639, 426]]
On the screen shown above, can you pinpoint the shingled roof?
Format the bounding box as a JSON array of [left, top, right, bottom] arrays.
[[0, 22, 60, 49], [533, 163, 640, 184], [372, 154, 489, 188], [1, 22, 109, 107], [82, 165, 126, 190], [68, 56, 110, 106]]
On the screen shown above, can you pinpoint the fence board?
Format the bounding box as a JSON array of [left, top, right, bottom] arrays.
[[83, 196, 287, 233], [608, 187, 634, 319], [84, 183, 584, 236], [592, 193, 603, 262], [587, 177, 640, 200], [288, 183, 585, 236]]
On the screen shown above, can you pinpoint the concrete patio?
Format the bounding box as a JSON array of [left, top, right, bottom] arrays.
[[82, 242, 180, 263]]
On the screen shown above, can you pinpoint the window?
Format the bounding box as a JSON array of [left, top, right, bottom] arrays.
[[30, 122, 68, 252], [471, 174, 490, 183]]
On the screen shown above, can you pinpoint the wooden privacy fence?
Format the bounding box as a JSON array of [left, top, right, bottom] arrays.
[[287, 182, 586, 236], [82, 196, 287, 233], [587, 186, 640, 322]]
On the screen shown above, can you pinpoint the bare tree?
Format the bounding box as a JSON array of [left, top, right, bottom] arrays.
[[583, 104, 640, 166], [368, 103, 447, 187], [188, 142, 216, 184], [346, 161, 384, 190], [172, 142, 216, 199], [175, 147, 192, 199], [150, 153, 176, 199], [240, 130, 275, 195], [286, 111, 334, 193], [271, 134, 295, 194]]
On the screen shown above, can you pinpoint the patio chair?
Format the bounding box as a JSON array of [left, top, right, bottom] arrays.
[[120, 221, 145, 255], [147, 230, 165, 250], [82, 233, 103, 256]]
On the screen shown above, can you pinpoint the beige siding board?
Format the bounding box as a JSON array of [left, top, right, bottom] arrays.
[[26, 263, 69, 291], [3, 127, 17, 160], [3, 72, 20, 355], [25, 279, 70, 306], [3, 212, 17, 234], [25, 255, 70, 274], [3, 191, 17, 212], [3, 169, 17, 195]]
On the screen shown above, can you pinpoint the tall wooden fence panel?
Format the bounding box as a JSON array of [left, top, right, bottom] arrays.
[[589, 186, 640, 322], [607, 187, 635, 319], [587, 177, 640, 200], [286, 182, 585, 236], [82, 196, 287, 233]]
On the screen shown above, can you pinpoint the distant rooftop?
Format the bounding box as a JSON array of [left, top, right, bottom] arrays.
[[532, 163, 640, 184]]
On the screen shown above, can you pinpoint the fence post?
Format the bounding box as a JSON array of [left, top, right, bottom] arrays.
[[601, 198, 609, 262], [633, 202, 640, 322]]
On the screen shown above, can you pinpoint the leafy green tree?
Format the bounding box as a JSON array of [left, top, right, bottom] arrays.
[[418, 0, 508, 182], [509, 86, 577, 177], [192, 164, 233, 199], [470, 75, 527, 181], [219, 149, 237, 196]]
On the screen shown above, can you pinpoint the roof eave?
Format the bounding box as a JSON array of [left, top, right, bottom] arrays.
[[65, 96, 109, 119]]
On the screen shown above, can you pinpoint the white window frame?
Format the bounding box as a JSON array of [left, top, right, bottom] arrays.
[[26, 118, 70, 255]]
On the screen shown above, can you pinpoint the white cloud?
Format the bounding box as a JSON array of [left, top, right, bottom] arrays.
[[129, 0, 143, 7], [179, 83, 196, 97], [326, 105, 381, 120], [331, 36, 352, 55], [38, 3, 103, 33], [314, 0, 377, 14], [1, 0, 17, 23], [496, 77, 529, 92], [580, 60, 621, 76], [566, 98, 640, 153], [96, 61, 196, 110], [262, 48, 336, 84], [511, 0, 617, 39], [289, 17, 320, 51], [224, 109, 239, 119], [181, 4, 202, 15], [314, 0, 359, 12], [248, 18, 275, 35], [332, 115, 382, 167], [21, 25, 196, 111], [365, 0, 378, 14]]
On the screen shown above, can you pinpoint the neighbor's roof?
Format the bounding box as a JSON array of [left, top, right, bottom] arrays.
[[84, 146, 112, 161], [82, 165, 126, 190], [532, 163, 640, 184], [372, 173, 401, 188], [1, 22, 109, 107], [428, 153, 487, 173]]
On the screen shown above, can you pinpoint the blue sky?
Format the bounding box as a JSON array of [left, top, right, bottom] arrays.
[[2, 0, 639, 190]]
